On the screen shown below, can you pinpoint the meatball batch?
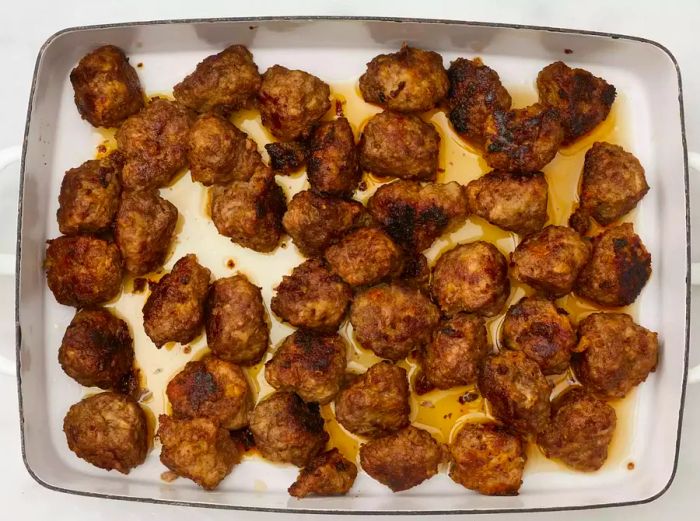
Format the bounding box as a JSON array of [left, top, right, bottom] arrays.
[[307, 117, 360, 196], [288, 448, 357, 498]]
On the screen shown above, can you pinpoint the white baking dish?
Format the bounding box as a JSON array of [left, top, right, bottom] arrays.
[[7, 16, 697, 514]]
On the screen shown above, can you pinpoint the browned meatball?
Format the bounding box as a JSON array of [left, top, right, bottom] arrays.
[[359, 45, 449, 113], [574, 223, 651, 307], [449, 422, 525, 496], [271, 258, 351, 332], [431, 242, 510, 317], [58, 308, 133, 389], [479, 350, 551, 435], [334, 361, 410, 437], [574, 312, 658, 399], [114, 189, 178, 275], [173, 45, 261, 114], [205, 275, 269, 365], [537, 61, 616, 144], [70, 45, 144, 128], [307, 117, 360, 196], [367, 179, 468, 251], [142, 254, 211, 347], [466, 170, 548, 235], [63, 392, 148, 474], [288, 448, 357, 498], [511, 225, 592, 297], [538, 388, 616, 471], [258, 65, 331, 141], [249, 392, 329, 466], [265, 140, 308, 175], [45, 235, 123, 307], [398, 252, 430, 292], [116, 98, 195, 190], [483, 104, 564, 172], [57, 154, 122, 235], [359, 111, 440, 181]]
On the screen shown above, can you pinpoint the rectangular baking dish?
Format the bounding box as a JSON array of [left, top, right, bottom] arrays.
[[14, 17, 690, 514]]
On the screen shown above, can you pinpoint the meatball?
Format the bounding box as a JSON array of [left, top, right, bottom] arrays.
[[205, 275, 269, 365], [57, 154, 122, 235], [574, 312, 658, 399], [367, 179, 468, 252], [511, 225, 592, 297], [307, 117, 360, 196], [265, 330, 348, 404], [249, 392, 329, 466], [158, 415, 241, 490], [483, 103, 564, 172], [173, 44, 261, 114], [142, 254, 211, 347], [574, 223, 651, 307], [58, 308, 133, 389], [359, 45, 449, 113], [538, 388, 616, 471], [479, 350, 551, 435], [465, 170, 548, 236], [258, 65, 331, 141], [114, 189, 178, 275], [431, 242, 510, 317], [537, 61, 616, 144], [359, 426, 444, 492], [449, 422, 525, 496], [70, 45, 144, 128], [63, 392, 148, 474], [359, 111, 440, 181], [288, 448, 357, 498], [397, 252, 430, 292], [334, 361, 410, 437], [116, 98, 195, 190], [271, 258, 351, 332], [265, 140, 308, 175], [45, 235, 123, 307]]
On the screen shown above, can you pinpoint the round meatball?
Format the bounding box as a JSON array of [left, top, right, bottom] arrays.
[[574, 312, 658, 399], [249, 391, 329, 467], [70, 45, 144, 128], [359, 45, 449, 113], [258, 65, 331, 141], [359, 111, 440, 181], [288, 448, 357, 498], [205, 275, 269, 365], [45, 235, 123, 307], [265, 140, 308, 175], [58, 308, 133, 389], [63, 392, 148, 474], [431, 242, 510, 317], [307, 117, 360, 196]]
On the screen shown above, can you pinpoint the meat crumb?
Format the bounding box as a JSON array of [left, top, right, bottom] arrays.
[[414, 372, 435, 395], [420, 400, 434, 408], [183, 345, 192, 354], [137, 62, 144, 68], [627, 462, 635, 470], [358, 181, 368, 191], [161, 470, 179, 483], [96, 144, 107, 154], [458, 391, 479, 404], [226, 259, 235, 269], [564, 48, 573, 54], [132, 277, 147, 293], [335, 99, 344, 117]]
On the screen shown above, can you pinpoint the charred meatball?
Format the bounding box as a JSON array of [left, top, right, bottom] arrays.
[[307, 117, 360, 196], [288, 448, 357, 498], [265, 140, 308, 175]]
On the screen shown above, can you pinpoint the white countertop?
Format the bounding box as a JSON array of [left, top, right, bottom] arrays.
[[1, 0, 699, 519]]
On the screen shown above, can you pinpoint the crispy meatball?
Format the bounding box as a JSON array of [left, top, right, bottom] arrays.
[[265, 140, 308, 175], [173, 44, 261, 114], [479, 350, 551, 435], [116, 98, 195, 190], [431, 242, 510, 317], [142, 254, 211, 347], [367, 179, 468, 251], [307, 117, 360, 196], [57, 154, 122, 235], [465, 170, 548, 236], [398, 252, 430, 292], [574, 312, 658, 399], [538, 388, 616, 471], [271, 258, 351, 332], [359, 111, 440, 181], [288, 448, 357, 498], [334, 361, 410, 437], [114, 189, 178, 275], [45, 235, 123, 307], [249, 391, 329, 466], [70, 45, 144, 128], [449, 422, 525, 496], [258, 65, 331, 141], [158, 415, 241, 490], [58, 308, 133, 389], [359, 45, 449, 113], [537, 61, 616, 144], [483, 104, 564, 172], [205, 275, 269, 365], [63, 392, 148, 474], [574, 223, 651, 307], [511, 225, 592, 297]]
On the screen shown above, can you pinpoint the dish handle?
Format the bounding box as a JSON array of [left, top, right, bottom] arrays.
[[689, 151, 700, 384]]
